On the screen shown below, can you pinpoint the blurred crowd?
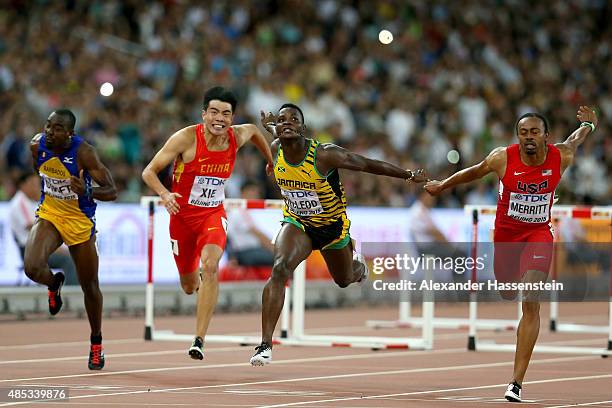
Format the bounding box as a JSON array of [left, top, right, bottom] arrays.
[[1, 0, 610, 207]]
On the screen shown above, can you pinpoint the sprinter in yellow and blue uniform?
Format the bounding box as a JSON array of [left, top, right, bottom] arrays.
[[249, 103, 429, 365], [25, 109, 117, 370]]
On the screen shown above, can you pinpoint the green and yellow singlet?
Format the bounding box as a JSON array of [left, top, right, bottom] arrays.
[[274, 139, 350, 250]]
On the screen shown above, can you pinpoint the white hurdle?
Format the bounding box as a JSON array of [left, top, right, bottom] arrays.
[[367, 209, 520, 333], [141, 196, 434, 350], [465, 204, 612, 356]]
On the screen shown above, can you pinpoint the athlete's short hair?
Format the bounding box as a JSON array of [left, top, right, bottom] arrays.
[[53, 109, 76, 131], [203, 86, 238, 112], [516, 112, 549, 134], [279, 103, 304, 123]]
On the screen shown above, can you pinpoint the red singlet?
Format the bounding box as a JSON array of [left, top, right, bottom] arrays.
[[493, 144, 561, 282], [169, 124, 237, 275]]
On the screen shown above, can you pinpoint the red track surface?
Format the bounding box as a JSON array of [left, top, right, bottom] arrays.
[[1, 303, 610, 407]]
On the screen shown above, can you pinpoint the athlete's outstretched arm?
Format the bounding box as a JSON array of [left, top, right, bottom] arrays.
[[314, 143, 427, 182], [425, 147, 506, 196], [142, 127, 193, 214], [72, 143, 117, 201], [556, 106, 598, 172], [233, 123, 274, 168]]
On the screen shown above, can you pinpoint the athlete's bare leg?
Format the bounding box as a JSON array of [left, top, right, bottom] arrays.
[[69, 237, 103, 338], [195, 244, 224, 339], [23, 219, 63, 287], [511, 269, 547, 385], [321, 242, 364, 288], [261, 223, 312, 344]]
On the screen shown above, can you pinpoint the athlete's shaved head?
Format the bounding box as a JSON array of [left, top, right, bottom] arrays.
[[279, 103, 304, 123], [52, 109, 76, 131]]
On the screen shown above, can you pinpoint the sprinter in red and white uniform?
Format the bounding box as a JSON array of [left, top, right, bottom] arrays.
[[142, 87, 273, 360], [425, 106, 598, 402]]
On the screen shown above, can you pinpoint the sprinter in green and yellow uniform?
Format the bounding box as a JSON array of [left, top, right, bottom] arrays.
[[250, 103, 428, 365]]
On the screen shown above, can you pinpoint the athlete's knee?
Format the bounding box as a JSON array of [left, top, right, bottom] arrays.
[[499, 289, 518, 301], [80, 279, 101, 297], [271, 258, 291, 283], [201, 259, 219, 280], [181, 281, 198, 295], [24, 260, 47, 281], [522, 301, 540, 316]]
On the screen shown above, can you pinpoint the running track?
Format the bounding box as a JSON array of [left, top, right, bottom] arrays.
[[0, 303, 610, 407]]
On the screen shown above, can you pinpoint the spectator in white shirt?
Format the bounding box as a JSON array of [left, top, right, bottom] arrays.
[[407, 191, 466, 259], [226, 181, 274, 267]]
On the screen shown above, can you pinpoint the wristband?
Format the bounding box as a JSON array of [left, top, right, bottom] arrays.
[[406, 170, 414, 181], [580, 121, 595, 132]]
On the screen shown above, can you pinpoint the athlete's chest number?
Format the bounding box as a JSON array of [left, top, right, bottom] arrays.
[[281, 189, 324, 216], [188, 176, 226, 207]]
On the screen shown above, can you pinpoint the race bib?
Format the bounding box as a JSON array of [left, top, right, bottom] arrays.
[[507, 192, 551, 223], [188, 176, 226, 207], [281, 189, 324, 216], [41, 175, 78, 201]]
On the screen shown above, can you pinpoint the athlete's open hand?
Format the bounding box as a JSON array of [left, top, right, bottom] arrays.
[[70, 169, 86, 195], [424, 180, 444, 196], [409, 169, 429, 183], [576, 106, 598, 128], [260, 111, 276, 136], [266, 162, 274, 176], [161, 191, 182, 215]]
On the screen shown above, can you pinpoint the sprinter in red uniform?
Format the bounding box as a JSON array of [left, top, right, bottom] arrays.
[[425, 106, 598, 402], [142, 87, 273, 360]]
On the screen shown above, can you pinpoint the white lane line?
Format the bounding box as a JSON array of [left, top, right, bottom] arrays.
[[547, 401, 612, 408], [0, 347, 463, 383], [0, 346, 248, 365], [0, 338, 141, 351], [1, 329, 603, 366], [0, 355, 596, 406], [0, 323, 486, 354], [254, 373, 612, 408]]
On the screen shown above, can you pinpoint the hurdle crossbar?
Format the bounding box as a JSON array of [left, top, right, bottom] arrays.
[[464, 204, 612, 357]]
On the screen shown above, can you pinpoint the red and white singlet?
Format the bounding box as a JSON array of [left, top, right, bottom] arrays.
[[495, 143, 561, 233], [172, 124, 237, 215], [493, 143, 562, 280], [169, 124, 237, 274]]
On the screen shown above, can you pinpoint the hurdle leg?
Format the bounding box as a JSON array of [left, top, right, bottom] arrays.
[[606, 215, 612, 356], [467, 208, 478, 351], [422, 268, 434, 349], [144, 201, 155, 341], [607, 297, 612, 354], [549, 218, 560, 331], [291, 261, 306, 338], [281, 284, 291, 338], [468, 292, 477, 350], [550, 291, 558, 331], [399, 289, 411, 321]]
